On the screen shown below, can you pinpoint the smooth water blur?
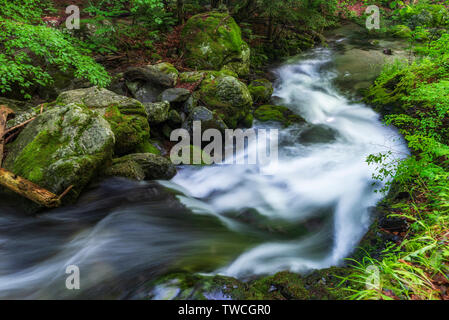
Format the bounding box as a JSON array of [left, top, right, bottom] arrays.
[[0, 47, 408, 299], [170, 48, 409, 276]]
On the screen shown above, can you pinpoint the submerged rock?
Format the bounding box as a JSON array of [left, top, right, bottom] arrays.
[[181, 12, 250, 76], [56, 87, 150, 156], [4, 103, 115, 201], [254, 105, 305, 127], [106, 153, 176, 181], [298, 124, 338, 145], [199, 71, 253, 128]]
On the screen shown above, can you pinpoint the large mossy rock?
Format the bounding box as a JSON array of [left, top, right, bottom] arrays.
[[105, 153, 176, 181], [199, 71, 253, 128], [56, 87, 150, 156], [254, 105, 305, 127], [3, 104, 115, 200], [181, 12, 250, 77]]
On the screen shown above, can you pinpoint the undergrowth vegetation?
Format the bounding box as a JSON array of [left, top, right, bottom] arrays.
[[344, 0, 449, 300], [0, 0, 111, 99]]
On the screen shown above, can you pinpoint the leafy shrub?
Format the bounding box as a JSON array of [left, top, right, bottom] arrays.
[[0, 19, 111, 99]]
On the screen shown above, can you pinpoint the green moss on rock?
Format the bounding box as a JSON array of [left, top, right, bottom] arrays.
[[56, 87, 150, 156], [104, 105, 150, 156], [4, 103, 115, 201], [142, 267, 354, 300], [181, 12, 250, 76], [254, 105, 305, 127], [248, 79, 274, 103], [199, 71, 253, 128]]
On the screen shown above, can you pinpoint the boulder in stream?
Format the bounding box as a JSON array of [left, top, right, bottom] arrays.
[[3, 103, 115, 201]]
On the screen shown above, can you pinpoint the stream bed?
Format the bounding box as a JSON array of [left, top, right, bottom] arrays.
[[0, 28, 409, 299]]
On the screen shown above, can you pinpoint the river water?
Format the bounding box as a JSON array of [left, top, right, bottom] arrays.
[[0, 42, 409, 299]]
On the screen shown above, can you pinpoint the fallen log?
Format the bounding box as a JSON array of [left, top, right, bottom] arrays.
[[0, 168, 73, 208], [0, 105, 15, 167]]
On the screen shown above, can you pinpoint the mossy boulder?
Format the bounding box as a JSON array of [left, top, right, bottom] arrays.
[[105, 153, 176, 181], [56, 87, 150, 156], [3, 103, 115, 201], [248, 79, 274, 103], [181, 12, 250, 76], [199, 71, 253, 128], [254, 105, 305, 127]]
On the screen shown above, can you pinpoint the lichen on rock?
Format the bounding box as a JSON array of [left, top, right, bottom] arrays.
[[56, 86, 150, 156]]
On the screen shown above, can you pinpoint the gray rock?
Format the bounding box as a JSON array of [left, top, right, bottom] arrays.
[[123, 63, 179, 103], [183, 106, 228, 135], [161, 88, 191, 103], [144, 101, 171, 124], [126, 80, 164, 103]]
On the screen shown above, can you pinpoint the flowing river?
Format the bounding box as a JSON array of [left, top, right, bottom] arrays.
[[0, 35, 409, 299]]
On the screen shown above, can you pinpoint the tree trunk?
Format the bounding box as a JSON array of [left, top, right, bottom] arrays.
[[0, 168, 62, 208]]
